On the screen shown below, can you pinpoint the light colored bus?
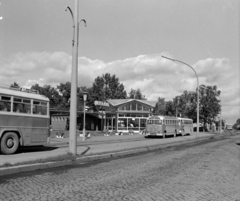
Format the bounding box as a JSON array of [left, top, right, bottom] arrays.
[[145, 115, 180, 138], [145, 115, 193, 138], [0, 85, 50, 154], [177, 117, 193, 136]]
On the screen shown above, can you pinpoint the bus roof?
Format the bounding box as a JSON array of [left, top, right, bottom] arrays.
[[148, 115, 179, 120], [177, 117, 193, 121], [0, 87, 49, 102]]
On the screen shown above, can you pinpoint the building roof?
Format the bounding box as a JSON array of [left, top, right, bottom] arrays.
[[107, 99, 156, 107]]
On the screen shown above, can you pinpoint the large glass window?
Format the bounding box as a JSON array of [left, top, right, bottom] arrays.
[[132, 102, 136, 111], [140, 119, 146, 130], [33, 100, 47, 115], [0, 96, 11, 112], [128, 118, 139, 131], [137, 103, 143, 111], [118, 118, 127, 130], [143, 105, 149, 111], [126, 103, 130, 111], [13, 97, 31, 114]]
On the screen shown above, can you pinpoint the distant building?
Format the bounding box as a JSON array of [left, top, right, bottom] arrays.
[[50, 99, 156, 134]]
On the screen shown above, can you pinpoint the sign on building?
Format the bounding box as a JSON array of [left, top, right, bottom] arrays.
[[94, 101, 109, 107]]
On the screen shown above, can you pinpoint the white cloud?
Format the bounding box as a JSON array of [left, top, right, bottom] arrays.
[[0, 51, 239, 123]]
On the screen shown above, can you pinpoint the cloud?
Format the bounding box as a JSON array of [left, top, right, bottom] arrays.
[[0, 51, 238, 123]]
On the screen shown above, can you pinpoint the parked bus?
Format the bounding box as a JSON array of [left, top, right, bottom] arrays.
[[145, 115, 193, 138], [177, 117, 193, 136], [0, 85, 50, 154]]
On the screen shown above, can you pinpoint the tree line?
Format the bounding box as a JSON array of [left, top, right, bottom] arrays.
[[11, 73, 222, 125], [154, 85, 222, 127]]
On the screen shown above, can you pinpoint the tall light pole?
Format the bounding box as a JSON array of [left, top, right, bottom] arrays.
[[199, 85, 222, 134], [162, 55, 199, 139], [81, 92, 88, 141], [66, 1, 86, 155]]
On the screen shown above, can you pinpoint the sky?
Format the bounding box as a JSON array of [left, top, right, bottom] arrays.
[[0, 0, 239, 124]]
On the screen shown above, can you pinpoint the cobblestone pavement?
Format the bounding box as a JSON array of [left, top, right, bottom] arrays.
[[0, 136, 240, 201]]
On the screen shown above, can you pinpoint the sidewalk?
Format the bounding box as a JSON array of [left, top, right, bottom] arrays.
[[0, 132, 226, 176], [1, 132, 215, 166]]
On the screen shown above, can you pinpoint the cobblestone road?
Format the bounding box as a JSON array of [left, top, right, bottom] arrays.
[[0, 136, 240, 201]]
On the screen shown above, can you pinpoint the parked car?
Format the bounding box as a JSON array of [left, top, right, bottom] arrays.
[[193, 123, 204, 132]]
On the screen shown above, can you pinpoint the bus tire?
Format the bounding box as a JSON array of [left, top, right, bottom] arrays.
[[0, 132, 19, 155]]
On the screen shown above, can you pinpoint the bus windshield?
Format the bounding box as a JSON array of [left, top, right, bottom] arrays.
[[147, 119, 162, 124]]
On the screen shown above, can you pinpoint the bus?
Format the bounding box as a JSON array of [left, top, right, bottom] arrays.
[[177, 117, 193, 136], [145, 115, 193, 138], [0, 85, 50, 154]]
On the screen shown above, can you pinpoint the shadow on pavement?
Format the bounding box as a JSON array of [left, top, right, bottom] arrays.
[[13, 146, 59, 154]]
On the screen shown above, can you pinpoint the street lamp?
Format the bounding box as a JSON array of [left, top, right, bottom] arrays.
[[162, 55, 199, 139], [80, 92, 88, 141], [65, 1, 87, 155], [199, 85, 222, 134]]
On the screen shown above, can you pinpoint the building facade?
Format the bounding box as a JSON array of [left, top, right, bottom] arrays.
[[50, 99, 156, 134], [105, 99, 156, 133]]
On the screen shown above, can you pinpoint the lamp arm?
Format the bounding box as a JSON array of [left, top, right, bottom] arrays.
[[65, 6, 75, 47]]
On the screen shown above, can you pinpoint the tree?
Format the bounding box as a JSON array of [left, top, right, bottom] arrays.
[[31, 84, 63, 109], [165, 100, 175, 116], [128, 88, 146, 100], [154, 97, 166, 115], [10, 82, 20, 88], [174, 91, 197, 120], [87, 73, 127, 111], [199, 85, 221, 126], [233, 119, 240, 130], [169, 85, 221, 125], [57, 82, 91, 111]]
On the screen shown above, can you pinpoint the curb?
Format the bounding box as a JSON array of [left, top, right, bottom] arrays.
[[0, 133, 236, 177]]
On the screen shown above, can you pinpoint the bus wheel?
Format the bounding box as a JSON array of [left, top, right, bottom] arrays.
[[0, 132, 19, 155]]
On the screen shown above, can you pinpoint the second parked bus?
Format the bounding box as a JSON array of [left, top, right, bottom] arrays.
[[145, 115, 193, 138]]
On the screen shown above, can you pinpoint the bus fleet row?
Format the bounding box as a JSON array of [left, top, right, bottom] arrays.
[[145, 115, 193, 138]]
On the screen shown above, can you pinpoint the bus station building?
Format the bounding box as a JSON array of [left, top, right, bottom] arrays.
[[51, 99, 156, 134]]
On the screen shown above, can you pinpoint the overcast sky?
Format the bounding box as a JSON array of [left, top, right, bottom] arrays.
[[0, 0, 239, 124]]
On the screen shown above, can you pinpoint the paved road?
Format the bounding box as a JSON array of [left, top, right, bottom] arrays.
[[0, 135, 239, 201]]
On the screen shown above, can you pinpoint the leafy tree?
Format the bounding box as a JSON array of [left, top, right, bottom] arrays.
[[174, 91, 197, 120], [233, 119, 240, 130], [56, 82, 71, 110], [128, 88, 146, 100], [167, 85, 221, 125], [154, 97, 166, 115], [199, 85, 221, 126], [31, 84, 63, 109], [10, 82, 20, 88], [57, 82, 90, 111], [87, 73, 127, 111], [165, 100, 175, 116]]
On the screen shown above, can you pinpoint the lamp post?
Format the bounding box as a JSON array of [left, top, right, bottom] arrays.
[[65, 1, 86, 155], [199, 85, 222, 134], [81, 92, 88, 141], [162, 55, 199, 140]]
